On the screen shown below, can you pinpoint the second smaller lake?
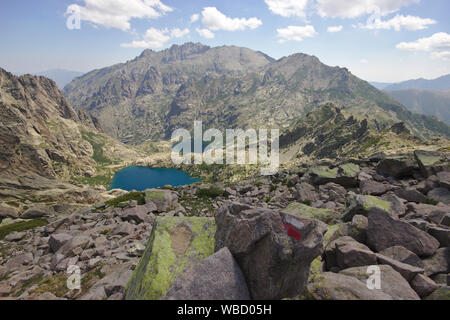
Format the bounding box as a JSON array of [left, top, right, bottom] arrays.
[[109, 166, 201, 191]]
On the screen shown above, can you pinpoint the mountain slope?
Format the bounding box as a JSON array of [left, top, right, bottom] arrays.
[[385, 89, 450, 125], [385, 74, 450, 91], [279, 103, 445, 164], [64, 43, 450, 144], [0, 68, 143, 201]]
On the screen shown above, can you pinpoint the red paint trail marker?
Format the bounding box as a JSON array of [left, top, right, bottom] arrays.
[[284, 223, 302, 241]]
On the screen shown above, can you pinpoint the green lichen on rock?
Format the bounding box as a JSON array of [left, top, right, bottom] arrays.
[[322, 224, 347, 247], [342, 193, 392, 222], [362, 195, 391, 212], [144, 190, 165, 201], [311, 166, 338, 179], [308, 256, 323, 283], [339, 163, 360, 177], [282, 203, 339, 224], [124, 216, 216, 300]]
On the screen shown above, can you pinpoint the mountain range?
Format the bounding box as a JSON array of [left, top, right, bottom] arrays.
[[63, 43, 450, 145], [386, 89, 450, 125], [384, 74, 450, 91]]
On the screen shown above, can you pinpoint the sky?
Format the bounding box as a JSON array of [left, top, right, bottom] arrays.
[[0, 0, 449, 82]]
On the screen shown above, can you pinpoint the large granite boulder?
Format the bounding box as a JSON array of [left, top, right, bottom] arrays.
[[215, 202, 323, 300], [125, 217, 216, 300], [163, 247, 250, 300], [310, 163, 360, 187], [427, 188, 450, 205], [342, 193, 393, 222], [367, 208, 440, 257], [306, 272, 392, 300], [144, 189, 178, 213], [339, 265, 420, 300], [325, 236, 377, 271], [0, 204, 18, 222], [377, 155, 419, 178], [20, 206, 53, 219], [281, 202, 339, 225], [414, 150, 450, 178]]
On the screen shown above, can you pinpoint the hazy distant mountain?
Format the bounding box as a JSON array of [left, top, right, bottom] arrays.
[[37, 69, 84, 88], [385, 89, 450, 125], [384, 74, 450, 91], [63, 42, 450, 144], [370, 82, 393, 90]]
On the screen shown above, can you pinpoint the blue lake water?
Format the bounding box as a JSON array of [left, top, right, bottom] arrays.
[[109, 166, 201, 191]]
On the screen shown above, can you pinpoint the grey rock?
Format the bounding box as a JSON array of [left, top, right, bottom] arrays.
[[325, 236, 376, 271], [215, 202, 323, 300], [342, 193, 393, 222], [394, 188, 427, 203], [427, 226, 450, 247], [360, 180, 391, 196], [381, 193, 406, 216], [410, 274, 439, 298], [5, 231, 26, 242], [306, 272, 392, 300], [367, 208, 440, 257], [425, 286, 450, 300], [375, 253, 424, 281], [437, 171, 450, 189], [57, 235, 90, 257], [0, 204, 18, 221], [20, 206, 53, 219], [163, 248, 250, 300], [111, 223, 135, 236], [379, 246, 424, 268], [48, 233, 73, 253], [422, 248, 450, 276], [377, 156, 418, 179], [339, 265, 420, 300], [427, 188, 450, 205]]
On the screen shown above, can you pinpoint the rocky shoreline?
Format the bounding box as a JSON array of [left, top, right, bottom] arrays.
[[0, 150, 449, 300]]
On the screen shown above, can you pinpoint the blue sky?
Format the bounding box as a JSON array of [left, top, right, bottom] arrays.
[[0, 0, 449, 82]]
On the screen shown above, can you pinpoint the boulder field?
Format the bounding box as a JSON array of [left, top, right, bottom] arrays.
[[0, 151, 449, 300]]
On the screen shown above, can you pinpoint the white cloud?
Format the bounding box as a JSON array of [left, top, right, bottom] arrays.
[[67, 0, 173, 31], [397, 32, 450, 61], [190, 13, 200, 23], [121, 27, 189, 48], [316, 0, 419, 19], [264, 0, 309, 17], [277, 25, 318, 42], [170, 28, 190, 38], [396, 32, 450, 52], [362, 14, 436, 31], [360, 58, 369, 63], [201, 7, 262, 32], [327, 25, 343, 33], [196, 28, 215, 39], [431, 51, 450, 61]]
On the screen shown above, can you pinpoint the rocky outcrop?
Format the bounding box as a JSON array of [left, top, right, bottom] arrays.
[[367, 208, 440, 257], [215, 202, 323, 300], [163, 248, 250, 300], [125, 217, 216, 300]]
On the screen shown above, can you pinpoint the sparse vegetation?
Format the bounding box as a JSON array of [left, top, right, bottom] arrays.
[[195, 187, 225, 199], [0, 218, 47, 240], [105, 192, 145, 207]]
